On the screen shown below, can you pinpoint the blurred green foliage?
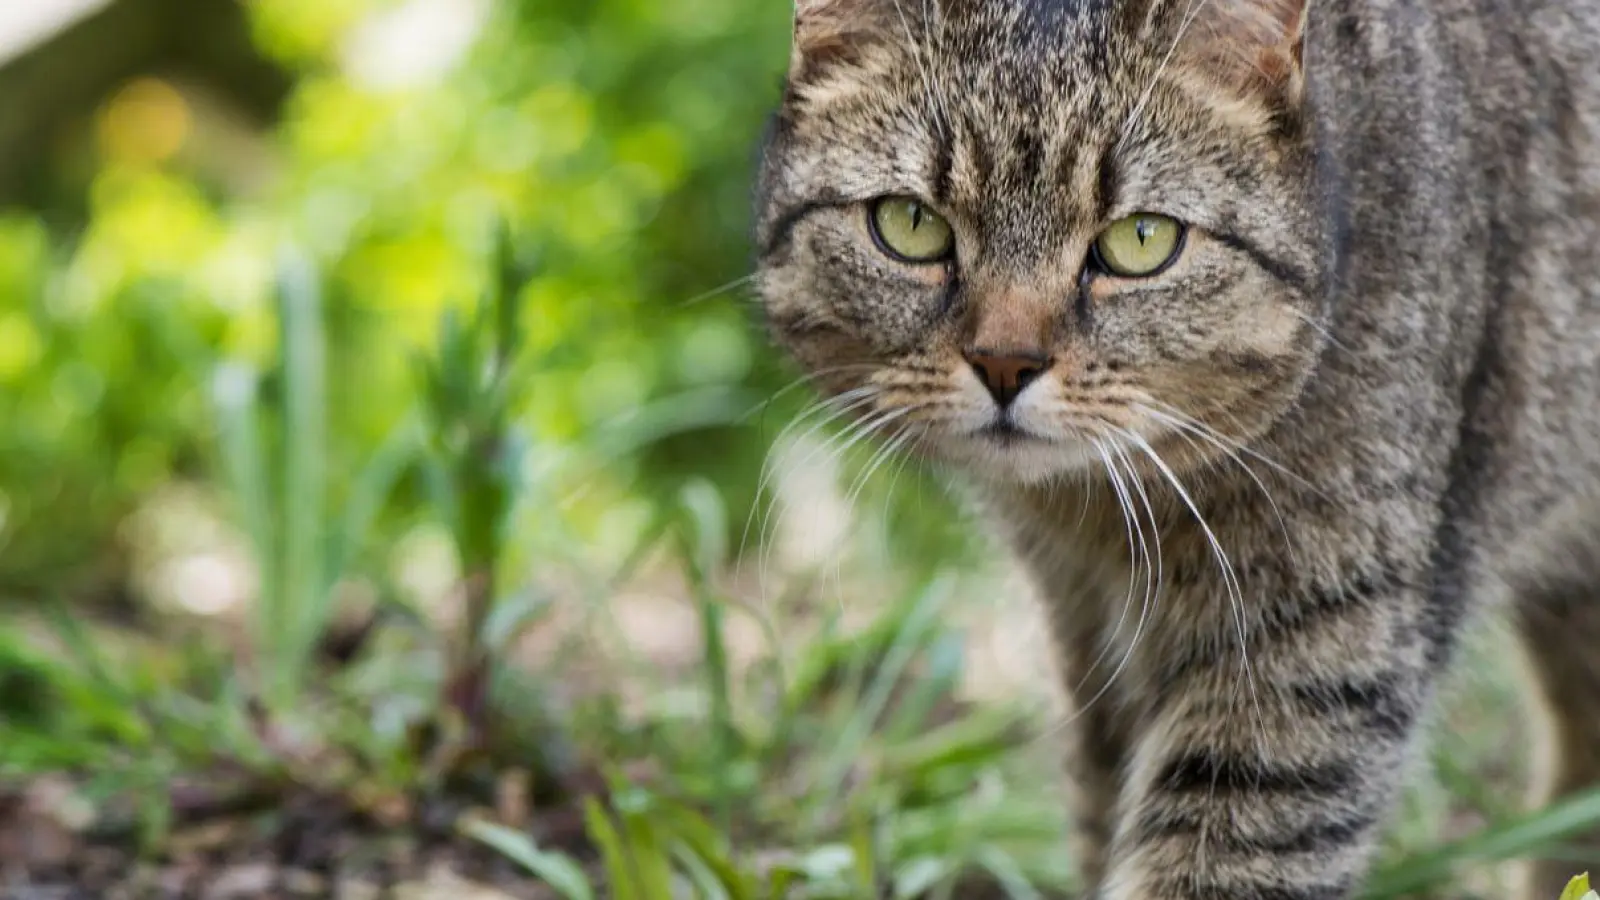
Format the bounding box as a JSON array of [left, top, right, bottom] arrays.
[[3, 4, 1597, 897], [0, 0, 805, 596]]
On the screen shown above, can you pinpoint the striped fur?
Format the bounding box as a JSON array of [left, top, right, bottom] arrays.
[[754, 0, 1600, 897]]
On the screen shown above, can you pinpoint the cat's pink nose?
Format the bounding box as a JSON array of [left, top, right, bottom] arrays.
[[964, 347, 1049, 408]]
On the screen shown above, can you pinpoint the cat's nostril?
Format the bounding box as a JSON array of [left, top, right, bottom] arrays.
[[964, 347, 1050, 408]]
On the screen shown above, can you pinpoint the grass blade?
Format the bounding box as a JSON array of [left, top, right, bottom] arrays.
[[274, 244, 328, 709], [1363, 789, 1600, 899], [812, 574, 955, 815], [327, 410, 421, 592], [211, 361, 278, 693], [585, 797, 641, 900], [461, 819, 595, 900]]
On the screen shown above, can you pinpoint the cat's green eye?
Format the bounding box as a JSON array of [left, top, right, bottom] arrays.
[[868, 196, 954, 263], [1093, 213, 1185, 277]]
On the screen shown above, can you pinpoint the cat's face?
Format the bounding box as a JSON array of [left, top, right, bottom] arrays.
[[754, 0, 1325, 485]]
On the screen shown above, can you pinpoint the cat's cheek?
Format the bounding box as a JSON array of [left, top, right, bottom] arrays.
[[1236, 300, 1308, 357]]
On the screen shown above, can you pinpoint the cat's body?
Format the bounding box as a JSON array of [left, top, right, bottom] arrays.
[[753, 1, 1600, 898]]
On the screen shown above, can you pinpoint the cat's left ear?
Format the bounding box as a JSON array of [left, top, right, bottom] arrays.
[[1182, 0, 1307, 111], [790, 0, 886, 77]]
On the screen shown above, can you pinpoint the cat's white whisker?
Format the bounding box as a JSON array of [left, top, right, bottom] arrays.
[[738, 363, 883, 428], [676, 273, 758, 308], [1083, 434, 1144, 691], [1111, 433, 1165, 617], [1033, 432, 1153, 744], [1122, 428, 1271, 755], [829, 411, 922, 604], [743, 387, 884, 595], [1136, 404, 1299, 566], [1097, 433, 1164, 713], [872, 417, 927, 555], [1136, 398, 1325, 498], [1287, 307, 1352, 355]]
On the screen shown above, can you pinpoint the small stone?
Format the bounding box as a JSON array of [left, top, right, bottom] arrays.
[[283, 868, 327, 895], [169, 819, 243, 860], [495, 769, 531, 828], [160, 865, 199, 895], [335, 875, 382, 900], [392, 864, 521, 900], [204, 862, 276, 899]]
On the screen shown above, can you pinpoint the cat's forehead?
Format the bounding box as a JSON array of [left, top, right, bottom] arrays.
[[930, 3, 1119, 93], [934, 88, 1112, 263], [893, 31, 1144, 262], [777, 0, 1214, 265], [852, 0, 1152, 163]]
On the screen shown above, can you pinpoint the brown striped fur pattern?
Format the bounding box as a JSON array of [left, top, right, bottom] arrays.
[[752, 0, 1600, 897]]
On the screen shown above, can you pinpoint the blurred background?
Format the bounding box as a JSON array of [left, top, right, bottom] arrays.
[[0, 1, 1067, 896], [0, 1, 1554, 898]]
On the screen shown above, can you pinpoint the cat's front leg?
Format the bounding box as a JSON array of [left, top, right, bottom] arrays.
[[1096, 561, 1436, 900]]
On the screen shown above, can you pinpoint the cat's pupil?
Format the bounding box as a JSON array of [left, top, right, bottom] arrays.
[[1136, 219, 1157, 244], [910, 203, 924, 230]]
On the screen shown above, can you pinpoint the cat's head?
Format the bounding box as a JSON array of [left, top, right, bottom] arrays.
[[754, 0, 1325, 485]]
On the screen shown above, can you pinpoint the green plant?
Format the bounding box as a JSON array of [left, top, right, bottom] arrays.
[[212, 246, 416, 714], [414, 222, 533, 749], [1560, 873, 1599, 900]]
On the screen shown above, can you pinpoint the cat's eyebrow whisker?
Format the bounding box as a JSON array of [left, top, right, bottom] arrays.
[[1122, 427, 1271, 755], [921, 0, 952, 134], [1116, 0, 1213, 152], [889, 0, 952, 142]]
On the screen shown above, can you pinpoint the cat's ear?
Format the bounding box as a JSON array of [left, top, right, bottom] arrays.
[[790, 0, 885, 76], [1181, 0, 1307, 111]]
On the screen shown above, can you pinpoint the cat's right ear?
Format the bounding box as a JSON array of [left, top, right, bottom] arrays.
[[790, 0, 883, 77], [1179, 0, 1307, 113]]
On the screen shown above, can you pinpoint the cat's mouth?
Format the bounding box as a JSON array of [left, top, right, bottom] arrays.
[[974, 418, 1051, 445], [941, 414, 1107, 484]]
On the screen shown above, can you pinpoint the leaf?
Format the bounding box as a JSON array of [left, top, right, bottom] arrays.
[[892, 857, 949, 900], [677, 478, 728, 581], [461, 819, 595, 900], [812, 574, 957, 812], [42, 600, 149, 746], [326, 411, 422, 592], [877, 707, 1027, 783], [673, 844, 733, 900], [1560, 873, 1597, 900], [1363, 789, 1600, 898], [479, 587, 554, 652], [275, 243, 330, 709], [616, 800, 675, 900], [881, 631, 964, 742], [585, 798, 640, 900], [972, 846, 1045, 900], [654, 801, 752, 898]]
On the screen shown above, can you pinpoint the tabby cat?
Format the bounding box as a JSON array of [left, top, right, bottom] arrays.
[[751, 0, 1600, 897]]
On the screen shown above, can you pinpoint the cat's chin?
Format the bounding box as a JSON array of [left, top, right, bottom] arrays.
[[935, 428, 1106, 486]]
